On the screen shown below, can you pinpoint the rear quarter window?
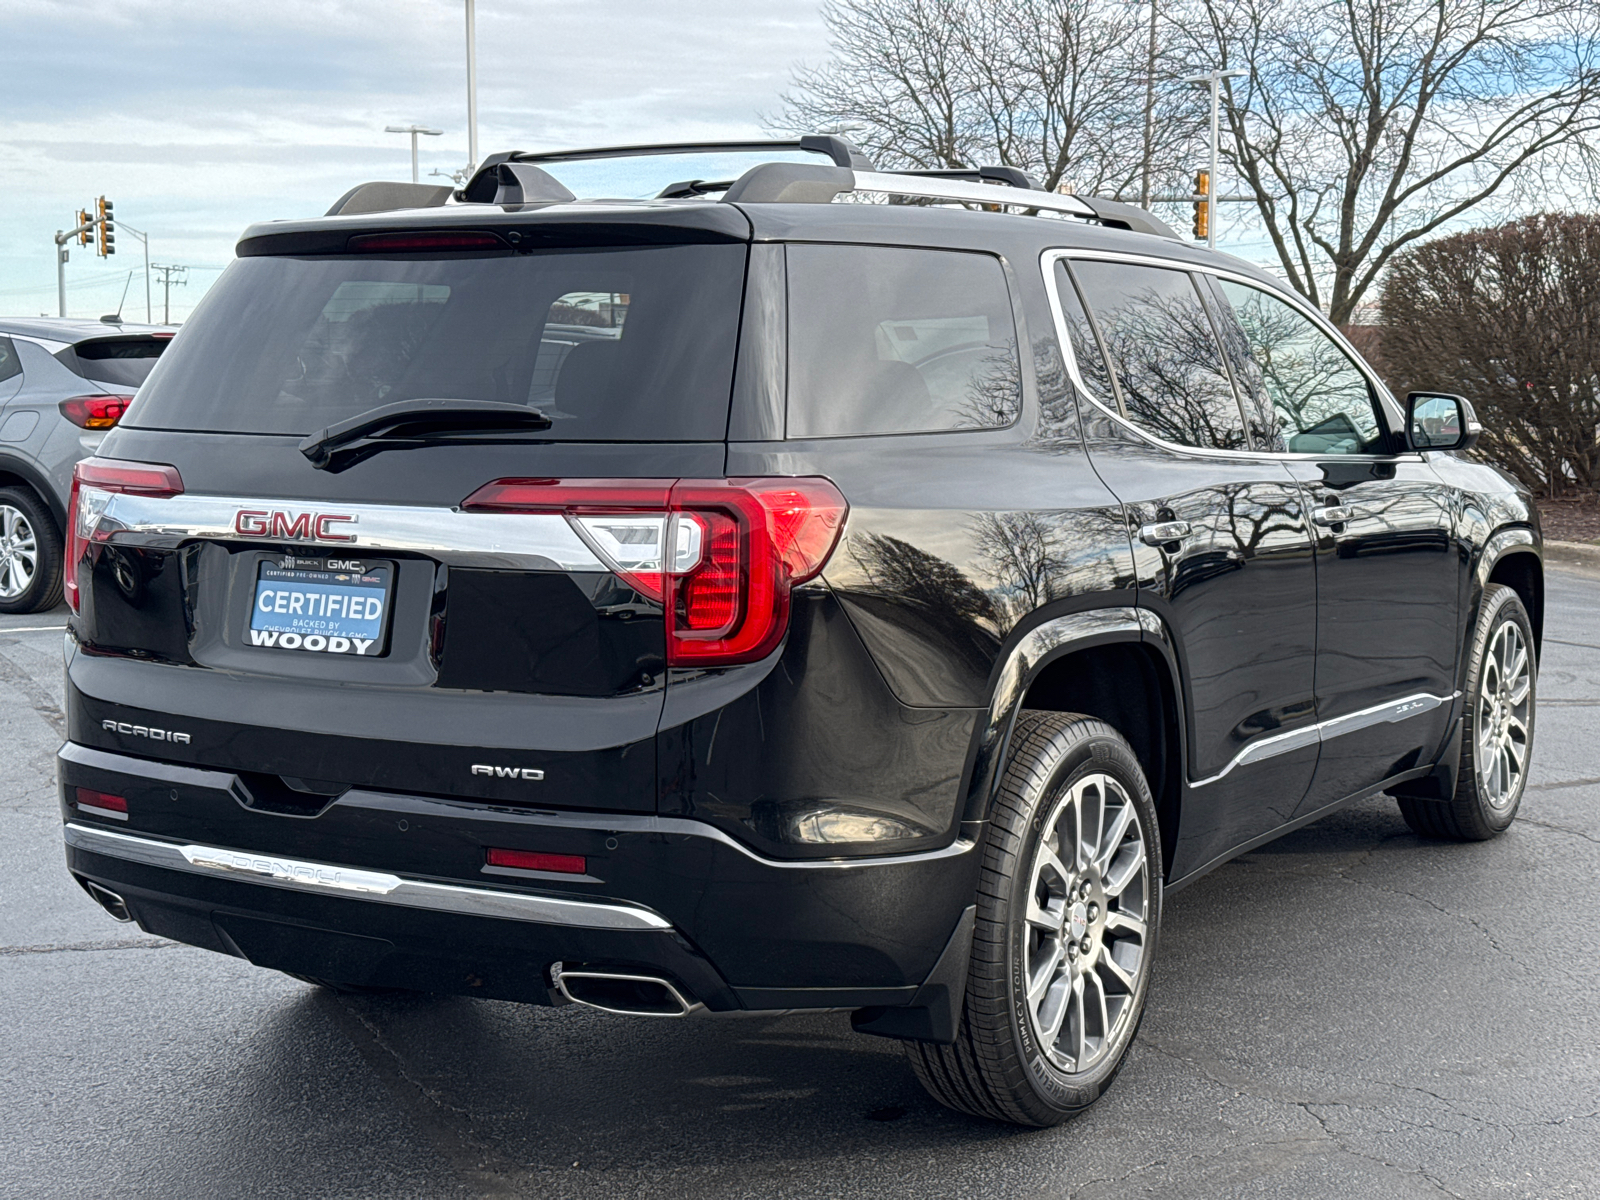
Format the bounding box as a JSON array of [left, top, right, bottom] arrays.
[[786, 244, 1021, 438]]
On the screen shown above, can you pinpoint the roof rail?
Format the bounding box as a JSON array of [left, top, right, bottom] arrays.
[[898, 166, 1045, 191], [716, 163, 1179, 239]]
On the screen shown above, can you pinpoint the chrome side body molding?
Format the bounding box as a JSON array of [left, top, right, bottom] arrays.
[[1190, 691, 1459, 788]]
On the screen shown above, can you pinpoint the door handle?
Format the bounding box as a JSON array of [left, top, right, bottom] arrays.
[[1312, 505, 1356, 526], [1139, 520, 1191, 546]]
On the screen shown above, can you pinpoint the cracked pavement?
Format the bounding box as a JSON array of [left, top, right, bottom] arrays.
[[2, 570, 1597, 1198]]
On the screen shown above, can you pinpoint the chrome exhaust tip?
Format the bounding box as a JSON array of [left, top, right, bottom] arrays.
[[550, 963, 701, 1017], [81, 879, 133, 923]]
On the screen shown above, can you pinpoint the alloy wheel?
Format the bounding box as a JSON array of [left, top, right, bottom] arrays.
[[1021, 772, 1151, 1074], [0, 505, 38, 600], [1477, 618, 1532, 810]]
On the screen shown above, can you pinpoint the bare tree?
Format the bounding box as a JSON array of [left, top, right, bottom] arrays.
[[1187, 0, 1600, 323], [1380, 212, 1600, 496], [775, 0, 1198, 196]]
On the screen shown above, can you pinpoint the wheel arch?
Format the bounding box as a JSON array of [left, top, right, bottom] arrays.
[[0, 453, 66, 532], [1479, 533, 1542, 657], [961, 606, 1185, 878]]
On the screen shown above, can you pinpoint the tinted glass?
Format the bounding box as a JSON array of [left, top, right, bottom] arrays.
[[0, 338, 19, 384], [1071, 261, 1248, 451], [73, 337, 167, 389], [126, 244, 746, 440], [787, 245, 1020, 437], [1212, 279, 1384, 455], [1054, 261, 1115, 406]]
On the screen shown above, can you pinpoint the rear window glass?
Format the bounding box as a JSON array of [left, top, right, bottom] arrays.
[[70, 337, 168, 389], [786, 245, 1021, 438], [125, 244, 746, 440]]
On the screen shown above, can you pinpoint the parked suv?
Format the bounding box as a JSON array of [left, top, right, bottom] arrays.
[[58, 139, 1541, 1127], [0, 319, 171, 612]]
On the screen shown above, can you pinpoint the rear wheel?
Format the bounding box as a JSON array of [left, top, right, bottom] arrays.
[[0, 487, 62, 615], [906, 711, 1161, 1126], [1398, 583, 1535, 841]]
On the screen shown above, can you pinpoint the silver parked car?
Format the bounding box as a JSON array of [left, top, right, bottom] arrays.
[[0, 319, 172, 612]]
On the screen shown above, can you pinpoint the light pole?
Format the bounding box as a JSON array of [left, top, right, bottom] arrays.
[[465, 0, 479, 173], [1182, 67, 1249, 250], [116, 220, 153, 323], [385, 125, 444, 184]]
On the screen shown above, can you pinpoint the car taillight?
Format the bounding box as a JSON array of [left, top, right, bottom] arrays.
[[66, 457, 185, 613], [58, 395, 131, 429], [461, 476, 849, 667]]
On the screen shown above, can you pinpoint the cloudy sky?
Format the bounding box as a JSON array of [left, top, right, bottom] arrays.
[[0, 0, 833, 322]]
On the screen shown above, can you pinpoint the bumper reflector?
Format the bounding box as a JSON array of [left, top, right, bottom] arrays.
[[74, 787, 129, 820], [486, 848, 587, 875]]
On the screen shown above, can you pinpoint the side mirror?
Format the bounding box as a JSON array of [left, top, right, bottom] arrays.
[[1404, 392, 1481, 453]]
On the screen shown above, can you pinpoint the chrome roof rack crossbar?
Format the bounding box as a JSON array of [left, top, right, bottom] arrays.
[[500, 135, 875, 170]]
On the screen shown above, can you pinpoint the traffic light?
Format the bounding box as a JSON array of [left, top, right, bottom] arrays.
[[76, 210, 94, 247], [1191, 171, 1210, 241], [96, 196, 115, 256]]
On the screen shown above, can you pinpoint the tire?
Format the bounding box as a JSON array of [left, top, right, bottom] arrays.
[[906, 711, 1162, 1126], [1398, 583, 1535, 841], [0, 487, 63, 615]]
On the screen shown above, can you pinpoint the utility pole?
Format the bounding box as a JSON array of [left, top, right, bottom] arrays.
[[116, 220, 153, 324], [151, 264, 187, 325], [465, 0, 479, 173], [1140, 1, 1158, 210], [1181, 67, 1249, 250], [385, 125, 444, 183]]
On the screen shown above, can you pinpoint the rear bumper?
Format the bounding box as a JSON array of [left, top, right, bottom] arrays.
[[59, 743, 979, 1012]]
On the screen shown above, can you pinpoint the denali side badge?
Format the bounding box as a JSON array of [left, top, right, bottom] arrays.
[[471, 764, 545, 781], [102, 718, 191, 745]]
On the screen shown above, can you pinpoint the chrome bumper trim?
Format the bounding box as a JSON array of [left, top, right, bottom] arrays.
[[62, 822, 673, 932]]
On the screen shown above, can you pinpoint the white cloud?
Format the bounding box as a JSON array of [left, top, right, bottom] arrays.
[[0, 0, 829, 321]]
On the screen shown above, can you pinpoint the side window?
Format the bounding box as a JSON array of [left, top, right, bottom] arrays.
[[0, 338, 20, 384], [1211, 279, 1385, 456], [787, 245, 1021, 438], [1069, 261, 1249, 451], [1053, 261, 1115, 406]]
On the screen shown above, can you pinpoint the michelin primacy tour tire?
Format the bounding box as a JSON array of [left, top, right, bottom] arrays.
[[906, 711, 1162, 1126]]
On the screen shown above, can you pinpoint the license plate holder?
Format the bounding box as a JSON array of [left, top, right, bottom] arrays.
[[245, 557, 395, 657]]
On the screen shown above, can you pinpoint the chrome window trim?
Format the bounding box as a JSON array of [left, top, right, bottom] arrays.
[[1189, 690, 1459, 788], [63, 822, 675, 931], [89, 491, 608, 572], [1039, 246, 1420, 466]]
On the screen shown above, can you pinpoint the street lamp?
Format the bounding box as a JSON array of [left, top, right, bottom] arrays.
[[465, 0, 478, 173], [1182, 67, 1250, 250], [385, 125, 444, 184]]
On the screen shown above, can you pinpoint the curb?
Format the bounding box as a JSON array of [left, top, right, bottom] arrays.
[[1544, 540, 1600, 578]]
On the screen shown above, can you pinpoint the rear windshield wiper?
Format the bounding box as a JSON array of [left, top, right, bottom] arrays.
[[299, 398, 553, 471]]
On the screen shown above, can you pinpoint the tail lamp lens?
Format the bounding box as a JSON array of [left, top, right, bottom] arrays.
[[461, 476, 848, 667], [59, 395, 131, 429], [74, 787, 128, 817], [66, 457, 185, 613]]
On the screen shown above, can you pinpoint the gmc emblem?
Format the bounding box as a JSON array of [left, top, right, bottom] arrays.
[[234, 509, 357, 542]]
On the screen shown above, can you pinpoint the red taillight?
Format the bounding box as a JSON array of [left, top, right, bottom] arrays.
[[461, 476, 849, 667], [59, 395, 131, 429], [347, 231, 504, 253], [66, 457, 185, 613], [74, 787, 128, 818], [485, 848, 587, 874]]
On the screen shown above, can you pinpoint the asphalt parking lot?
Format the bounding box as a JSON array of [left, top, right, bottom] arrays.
[[2, 567, 1596, 1200]]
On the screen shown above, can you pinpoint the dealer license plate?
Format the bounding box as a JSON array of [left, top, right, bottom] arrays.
[[246, 558, 394, 657]]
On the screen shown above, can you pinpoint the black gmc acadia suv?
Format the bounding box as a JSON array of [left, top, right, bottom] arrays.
[[59, 138, 1541, 1127]]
